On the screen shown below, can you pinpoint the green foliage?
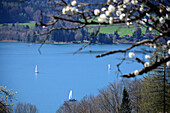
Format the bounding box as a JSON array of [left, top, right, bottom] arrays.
[[0, 21, 35, 27], [88, 25, 147, 37], [140, 47, 170, 112], [119, 87, 132, 113]]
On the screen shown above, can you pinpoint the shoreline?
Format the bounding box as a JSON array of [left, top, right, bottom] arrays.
[[0, 40, 135, 45]]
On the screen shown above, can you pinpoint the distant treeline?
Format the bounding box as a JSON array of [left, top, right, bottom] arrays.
[[0, 0, 106, 23], [0, 0, 162, 44], [0, 22, 157, 44]]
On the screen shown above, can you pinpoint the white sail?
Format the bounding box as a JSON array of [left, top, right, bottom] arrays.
[[69, 90, 72, 100], [108, 63, 111, 70], [35, 65, 38, 73]]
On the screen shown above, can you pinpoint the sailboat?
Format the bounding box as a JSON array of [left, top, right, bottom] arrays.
[[35, 65, 39, 73], [108, 63, 111, 70], [69, 90, 76, 102]]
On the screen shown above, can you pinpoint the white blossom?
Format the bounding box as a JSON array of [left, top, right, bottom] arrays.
[[126, 18, 130, 21], [108, 5, 115, 12], [116, 10, 121, 16], [145, 55, 150, 60], [149, 27, 153, 31], [101, 7, 107, 12], [119, 13, 125, 20], [131, 0, 138, 5], [139, 7, 144, 12], [109, 17, 114, 24], [140, 19, 147, 24], [118, 8, 124, 12], [146, 13, 150, 18], [118, 5, 121, 9], [144, 62, 150, 67], [167, 61, 170, 67], [159, 17, 165, 23], [168, 49, 170, 54], [71, 0, 77, 6], [123, 0, 129, 4], [159, 9, 163, 13], [62, 8, 66, 14], [62, 6, 71, 14], [113, 0, 117, 3], [67, 6, 72, 11], [166, 14, 169, 19], [160, 33, 163, 36], [71, 7, 78, 14], [98, 14, 107, 22], [166, 7, 170, 12], [143, 18, 147, 22], [126, 20, 132, 26], [105, 10, 111, 16], [139, 4, 144, 12], [129, 52, 135, 58], [94, 9, 100, 16], [134, 70, 139, 75], [167, 40, 170, 46], [140, 20, 145, 25]]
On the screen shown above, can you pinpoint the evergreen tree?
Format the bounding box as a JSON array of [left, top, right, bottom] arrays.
[[140, 46, 170, 112], [119, 87, 132, 113], [132, 27, 142, 39]]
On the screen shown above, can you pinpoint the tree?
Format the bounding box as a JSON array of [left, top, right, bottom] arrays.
[[35, 0, 170, 78], [56, 81, 124, 113], [119, 87, 131, 113], [126, 78, 143, 113], [139, 46, 170, 112], [14, 102, 39, 113], [0, 86, 17, 113], [132, 27, 142, 40], [56, 101, 78, 113]]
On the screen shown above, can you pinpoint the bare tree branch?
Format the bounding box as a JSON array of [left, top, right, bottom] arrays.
[[121, 55, 170, 78], [73, 26, 100, 54], [96, 33, 167, 58]]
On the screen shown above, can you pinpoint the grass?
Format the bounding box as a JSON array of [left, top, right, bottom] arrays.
[[88, 24, 147, 37], [18, 21, 35, 27], [0, 21, 35, 27]]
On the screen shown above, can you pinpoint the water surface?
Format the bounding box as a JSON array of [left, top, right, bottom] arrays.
[[0, 42, 144, 113]]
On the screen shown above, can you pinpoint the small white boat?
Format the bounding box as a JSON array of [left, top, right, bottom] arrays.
[[69, 90, 76, 102], [35, 65, 39, 73], [108, 63, 111, 70]]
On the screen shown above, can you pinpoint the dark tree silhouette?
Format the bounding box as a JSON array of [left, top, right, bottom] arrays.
[[119, 87, 132, 113]]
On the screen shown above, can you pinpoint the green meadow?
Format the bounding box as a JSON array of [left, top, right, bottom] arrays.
[[87, 24, 149, 37], [0, 21, 35, 27]]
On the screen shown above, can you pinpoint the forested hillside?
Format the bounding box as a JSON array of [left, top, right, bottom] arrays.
[[0, 0, 161, 44]]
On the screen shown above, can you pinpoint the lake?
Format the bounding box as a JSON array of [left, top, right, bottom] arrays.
[[0, 42, 144, 113]]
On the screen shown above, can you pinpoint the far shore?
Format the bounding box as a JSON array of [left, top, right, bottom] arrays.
[[0, 40, 135, 44]]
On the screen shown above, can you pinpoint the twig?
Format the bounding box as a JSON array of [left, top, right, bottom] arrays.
[[73, 26, 100, 54], [96, 34, 165, 58], [121, 55, 170, 78]]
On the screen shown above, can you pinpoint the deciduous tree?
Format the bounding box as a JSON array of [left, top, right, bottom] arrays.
[[35, 0, 170, 78]]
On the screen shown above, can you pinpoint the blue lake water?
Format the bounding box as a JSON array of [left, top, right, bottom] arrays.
[[0, 42, 145, 113]]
